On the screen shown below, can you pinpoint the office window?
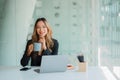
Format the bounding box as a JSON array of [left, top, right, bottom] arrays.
[[99, 0, 120, 79]]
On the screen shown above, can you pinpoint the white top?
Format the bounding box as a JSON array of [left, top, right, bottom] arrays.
[[0, 66, 117, 80]]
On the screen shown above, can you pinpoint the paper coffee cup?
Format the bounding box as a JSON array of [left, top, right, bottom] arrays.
[[33, 42, 41, 51]]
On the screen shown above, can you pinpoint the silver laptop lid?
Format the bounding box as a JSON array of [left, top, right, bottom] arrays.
[[40, 55, 69, 73]]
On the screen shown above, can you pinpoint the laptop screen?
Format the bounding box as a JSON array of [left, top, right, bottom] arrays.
[[40, 55, 69, 73]]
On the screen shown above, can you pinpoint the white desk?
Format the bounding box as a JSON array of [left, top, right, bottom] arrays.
[[0, 66, 117, 80]]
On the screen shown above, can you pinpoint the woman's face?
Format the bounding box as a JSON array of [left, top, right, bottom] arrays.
[[36, 21, 48, 38]]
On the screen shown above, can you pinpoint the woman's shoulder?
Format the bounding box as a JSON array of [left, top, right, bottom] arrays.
[[52, 38, 59, 45], [52, 38, 58, 42], [27, 39, 32, 42], [27, 39, 33, 44]]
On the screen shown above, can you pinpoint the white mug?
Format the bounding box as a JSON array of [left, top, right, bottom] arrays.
[[33, 42, 41, 51]]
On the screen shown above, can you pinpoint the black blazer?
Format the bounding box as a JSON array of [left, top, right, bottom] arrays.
[[21, 39, 59, 66]]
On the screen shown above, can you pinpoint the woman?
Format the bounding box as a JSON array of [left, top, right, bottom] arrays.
[[21, 18, 59, 66]]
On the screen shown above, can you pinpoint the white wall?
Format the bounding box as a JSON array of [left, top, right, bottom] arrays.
[[0, 0, 36, 66], [0, 0, 16, 65]]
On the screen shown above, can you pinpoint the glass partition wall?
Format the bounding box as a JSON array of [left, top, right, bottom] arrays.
[[99, 0, 120, 79]]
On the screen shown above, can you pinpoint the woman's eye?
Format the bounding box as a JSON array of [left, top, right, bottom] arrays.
[[43, 26, 46, 28], [36, 27, 40, 29], [36, 26, 46, 29]]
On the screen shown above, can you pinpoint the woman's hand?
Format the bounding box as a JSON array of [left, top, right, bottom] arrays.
[[39, 37, 47, 50], [27, 44, 33, 56]]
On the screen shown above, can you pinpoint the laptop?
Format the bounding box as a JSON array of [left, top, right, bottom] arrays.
[[39, 55, 69, 73]]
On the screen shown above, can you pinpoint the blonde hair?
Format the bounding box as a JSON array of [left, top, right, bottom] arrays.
[[32, 18, 54, 52]]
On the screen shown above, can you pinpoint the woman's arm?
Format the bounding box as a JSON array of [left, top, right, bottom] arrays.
[[51, 39, 59, 55], [20, 40, 33, 67], [42, 39, 59, 55]]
